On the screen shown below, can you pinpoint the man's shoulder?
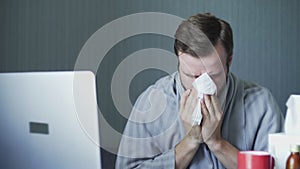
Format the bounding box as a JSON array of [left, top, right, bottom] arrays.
[[143, 72, 177, 94], [134, 72, 177, 104], [153, 72, 177, 87], [230, 73, 278, 110], [229, 72, 271, 97], [242, 78, 272, 99]]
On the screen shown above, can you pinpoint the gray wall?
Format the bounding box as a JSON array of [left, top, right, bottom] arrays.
[[1, 0, 300, 168]]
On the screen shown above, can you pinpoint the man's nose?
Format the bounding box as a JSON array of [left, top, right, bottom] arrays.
[[193, 74, 201, 79]]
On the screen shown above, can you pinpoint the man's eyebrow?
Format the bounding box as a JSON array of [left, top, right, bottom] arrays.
[[179, 63, 200, 77]]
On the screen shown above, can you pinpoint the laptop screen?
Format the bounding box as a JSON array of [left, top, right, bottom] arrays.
[[0, 71, 101, 169]]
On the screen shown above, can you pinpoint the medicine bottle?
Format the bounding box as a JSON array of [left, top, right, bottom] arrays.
[[286, 144, 300, 169]]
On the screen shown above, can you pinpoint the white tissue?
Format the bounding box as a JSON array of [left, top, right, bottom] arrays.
[[192, 73, 217, 125], [285, 95, 300, 135]]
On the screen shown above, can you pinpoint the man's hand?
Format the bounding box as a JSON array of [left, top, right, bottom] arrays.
[[179, 88, 203, 144], [178, 93, 238, 169], [179, 91, 224, 146], [199, 94, 239, 169], [201, 94, 223, 146], [175, 88, 203, 169], [179, 89, 195, 133]]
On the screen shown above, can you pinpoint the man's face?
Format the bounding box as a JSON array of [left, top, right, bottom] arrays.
[[178, 43, 230, 96]]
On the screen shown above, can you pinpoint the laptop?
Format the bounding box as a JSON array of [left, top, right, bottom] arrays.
[[0, 71, 102, 169]]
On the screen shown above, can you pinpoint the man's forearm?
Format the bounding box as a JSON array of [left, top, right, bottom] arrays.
[[206, 139, 239, 169], [175, 134, 200, 169]]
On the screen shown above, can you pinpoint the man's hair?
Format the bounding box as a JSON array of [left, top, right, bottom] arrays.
[[174, 13, 233, 62]]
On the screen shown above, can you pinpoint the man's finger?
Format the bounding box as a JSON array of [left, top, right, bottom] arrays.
[[210, 95, 222, 119], [203, 95, 215, 117], [180, 89, 191, 110], [201, 99, 209, 119], [185, 88, 197, 109]]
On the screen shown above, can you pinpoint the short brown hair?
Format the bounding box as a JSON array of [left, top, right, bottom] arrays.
[[174, 13, 233, 61]]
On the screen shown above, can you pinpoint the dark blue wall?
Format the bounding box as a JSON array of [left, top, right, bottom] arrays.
[[1, 1, 299, 168]]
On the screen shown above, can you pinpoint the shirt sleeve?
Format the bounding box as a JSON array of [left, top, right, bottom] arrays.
[[115, 85, 179, 169], [115, 148, 175, 169], [244, 86, 284, 151]]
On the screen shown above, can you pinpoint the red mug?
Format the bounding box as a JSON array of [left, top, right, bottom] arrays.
[[237, 151, 275, 169]]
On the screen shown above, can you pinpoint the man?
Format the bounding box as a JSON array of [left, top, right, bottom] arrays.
[[116, 13, 283, 169]]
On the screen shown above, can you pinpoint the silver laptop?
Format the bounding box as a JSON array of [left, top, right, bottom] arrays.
[[0, 71, 101, 169]]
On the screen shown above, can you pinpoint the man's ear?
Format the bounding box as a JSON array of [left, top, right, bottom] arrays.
[[227, 53, 233, 66], [178, 51, 183, 56]]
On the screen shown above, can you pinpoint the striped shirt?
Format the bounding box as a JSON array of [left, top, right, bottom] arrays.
[[116, 71, 284, 169]]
